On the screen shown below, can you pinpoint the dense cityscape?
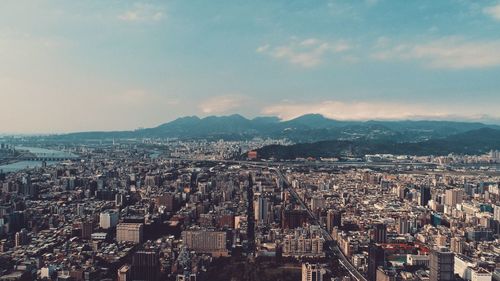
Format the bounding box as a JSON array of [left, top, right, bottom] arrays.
[[2, 1, 500, 280], [0, 139, 498, 281]]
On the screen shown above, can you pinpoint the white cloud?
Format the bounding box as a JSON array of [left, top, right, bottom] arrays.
[[365, 0, 380, 7], [484, 4, 500, 21], [261, 100, 500, 122], [118, 3, 165, 22], [198, 95, 247, 114], [373, 37, 500, 69], [257, 38, 352, 68], [374, 36, 390, 48], [256, 44, 270, 53]]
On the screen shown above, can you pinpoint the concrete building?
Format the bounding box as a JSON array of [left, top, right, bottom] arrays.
[[407, 254, 430, 267], [326, 210, 341, 232], [302, 263, 324, 281], [181, 230, 228, 256], [445, 189, 463, 208], [430, 247, 454, 281], [99, 210, 119, 229], [455, 254, 474, 280], [81, 221, 94, 240], [14, 228, 29, 247], [116, 223, 143, 243], [372, 223, 387, 243], [471, 268, 492, 281], [282, 235, 325, 257], [494, 205, 500, 222], [131, 251, 160, 281], [450, 237, 465, 254]]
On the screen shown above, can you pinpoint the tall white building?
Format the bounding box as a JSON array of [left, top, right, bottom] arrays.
[[454, 254, 474, 280], [493, 205, 500, 222], [100, 210, 119, 229]]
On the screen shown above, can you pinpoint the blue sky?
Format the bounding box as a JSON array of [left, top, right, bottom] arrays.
[[1, 0, 500, 133]]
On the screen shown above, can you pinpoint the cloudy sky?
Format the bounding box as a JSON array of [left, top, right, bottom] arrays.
[[1, 0, 500, 133]]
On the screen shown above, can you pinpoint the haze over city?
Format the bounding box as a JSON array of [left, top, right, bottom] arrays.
[[1, 0, 500, 133]]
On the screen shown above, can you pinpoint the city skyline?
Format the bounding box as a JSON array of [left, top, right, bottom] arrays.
[[2, 0, 500, 133]]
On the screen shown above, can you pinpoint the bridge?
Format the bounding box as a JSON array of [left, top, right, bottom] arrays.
[[19, 156, 81, 162], [1, 149, 81, 163]]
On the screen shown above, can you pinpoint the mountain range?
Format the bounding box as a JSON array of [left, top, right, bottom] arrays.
[[56, 114, 500, 143]]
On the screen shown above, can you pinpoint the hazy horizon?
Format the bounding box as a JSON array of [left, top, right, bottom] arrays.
[[1, 113, 500, 136], [1, 0, 500, 133]]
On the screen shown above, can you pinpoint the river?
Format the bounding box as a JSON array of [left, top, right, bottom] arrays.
[[0, 146, 78, 173]]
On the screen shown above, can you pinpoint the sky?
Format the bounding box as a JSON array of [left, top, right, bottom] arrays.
[[1, 0, 500, 133]]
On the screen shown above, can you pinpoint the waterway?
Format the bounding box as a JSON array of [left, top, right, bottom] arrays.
[[0, 146, 77, 173]]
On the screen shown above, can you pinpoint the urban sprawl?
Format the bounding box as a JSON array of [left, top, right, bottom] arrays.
[[0, 140, 498, 281]]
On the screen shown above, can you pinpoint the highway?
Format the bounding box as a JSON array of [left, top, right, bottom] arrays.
[[271, 167, 368, 281]]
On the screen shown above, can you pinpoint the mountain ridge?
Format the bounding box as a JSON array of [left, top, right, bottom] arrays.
[[55, 114, 500, 142]]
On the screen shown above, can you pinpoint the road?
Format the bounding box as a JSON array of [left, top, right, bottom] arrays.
[[271, 167, 368, 281]]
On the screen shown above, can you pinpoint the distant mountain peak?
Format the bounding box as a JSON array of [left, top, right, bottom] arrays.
[[173, 115, 200, 122], [289, 113, 330, 121], [202, 114, 248, 121]]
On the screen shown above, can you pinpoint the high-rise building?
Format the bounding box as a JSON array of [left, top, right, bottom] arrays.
[[76, 204, 85, 217], [372, 223, 387, 243], [81, 221, 94, 240], [115, 193, 126, 207], [326, 210, 341, 232], [420, 186, 431, 207], [116, 223, 143, 243], [254, 196, 269, 224], [493, 205, 500, 222], [454, 254, 474, 280], [397, 217, 410, 234], [450, 237, 464, 254], [302, 263, 324, 281], [368, 244, 385, 281], [15, 228, 29, 247], [429, 247, 454, 281], [99, 210, 119, 229], [131, 251, 160, 281], [445, 189, 464, 208], [155, 193, 176, 212]]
